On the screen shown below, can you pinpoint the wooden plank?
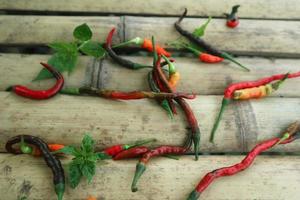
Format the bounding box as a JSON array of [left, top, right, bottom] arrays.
[[1, 0, 300, 19], [125, 16, 300, 57], [1, 92, 300, 153], [2, 54, 300, 97], [1, 154, 300, 199], [0, 15, 122, 45], [0, 53, 99, 91]]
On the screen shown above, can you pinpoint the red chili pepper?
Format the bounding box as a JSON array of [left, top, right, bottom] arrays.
[[225, 5, 240, 28], [188, 122, 300, 200], [32, 144, 65, 156], [131, 145, 188, 192], [6, 62, 64, 100], [113, 146, 149, 160], [102, 138, 156, 157], [210, 72, 300, 143], [185, 45, 223, 63]]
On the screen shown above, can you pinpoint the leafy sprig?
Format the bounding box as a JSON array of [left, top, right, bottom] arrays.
[[34, 23, 106, 81]]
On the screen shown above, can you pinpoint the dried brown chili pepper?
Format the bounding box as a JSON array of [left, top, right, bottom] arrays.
[[210, 72, 300, 143], [60, 87, 195, 100], [174, 8, 250, 71], [224, 5, 240, 28], [6, 135, 65, 200], [188, 121, 300, 200], [6, 62, 64, 100], [105, 28, 152, 69]]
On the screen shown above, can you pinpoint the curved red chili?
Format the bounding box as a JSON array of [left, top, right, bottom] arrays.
[[7, 62, 64, 100], [113, 146, 150, 160], [225, 5, 240, 28], [210, 72, 300, 143], [188, 122, 300, 200]]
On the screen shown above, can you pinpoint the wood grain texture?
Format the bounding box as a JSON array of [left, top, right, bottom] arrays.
[[1, 0, 300, 19], [0, 15, 122, 45], [1, 154, 300, 199], [125, 16, 300, 56], [1, 92, 300, 153]]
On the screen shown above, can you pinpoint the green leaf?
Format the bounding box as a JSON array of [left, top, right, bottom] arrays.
[[81, 134, 95, 153], [81, 161, 96, 183], [73, 23, 92, 41], [79, 41, 106, 58], [68, 162, 82, 188], [192, 17, 211, 37]]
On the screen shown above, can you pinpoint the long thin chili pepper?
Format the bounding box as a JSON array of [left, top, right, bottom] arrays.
[[185, 45, 224, 63], [113, 37, 171, 57], [100, 138, 156, 158], [6, 135, 65, 200], [60, 87, 195, 100], [210, 72, 300, 142], [174, 8, 250, 71], [131, 145, 190, 192], [225, 5, 240, 28], [188, 122, 300, 200], [6, 62, 64, 100], [113, 146, 150, 160], [105, 28, 152, 69]]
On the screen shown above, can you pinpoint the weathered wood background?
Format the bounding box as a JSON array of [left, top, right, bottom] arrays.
[[0, 0, 300, 199]]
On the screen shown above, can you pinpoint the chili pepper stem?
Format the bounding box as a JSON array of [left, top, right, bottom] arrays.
[[161, 54, 176, 75], [161, 99, 174, 119], [187, 190, 200, 200], [185, 45, 201, 57], [20, 136, 33, 154], [221, 52, 250, 72], [193, 129, 201, 160], [271, 73, 289, 90], [59, 88, 81, 95], [131, 162, 146, 192], [112, 37, 143, 48], [124, 138, 156, 150], [55, 183, 65, 200], [210, 98, 231, 143]]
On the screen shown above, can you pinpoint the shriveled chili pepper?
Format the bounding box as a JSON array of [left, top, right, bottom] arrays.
[[100, 138, 156, 158], [6, 62, 64, 100], [210, 72, 300, 143], [113, 146, 150, 160], [6, 135, 65, 200], [113, 37, 171, 57], [224, 5, 240, 28], [185, 45, 224, 63], [105, 28, 152, 69], [60, 87, 195, 100], [174, 8, 250, 71], [131, 145, 189, 192], [188, 122, 300, 200]]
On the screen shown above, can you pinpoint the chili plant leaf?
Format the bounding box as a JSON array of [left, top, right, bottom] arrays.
[[81, 134, 95, 153], [81, 161, 96, 183], [73, 23, 92, 41], [69, 162, 82, 188], [193, 17, 211, 37], [79, 41, 106, 58]]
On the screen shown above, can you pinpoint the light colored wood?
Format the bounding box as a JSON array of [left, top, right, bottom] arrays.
[[1, 154, 300, 199], [0, 53, 98, 91], [2, 54, 300, 97], [0, 15, 122, 45], [125, 16, 300, 56], [1, 92, 300, 153], [1, 0, 300, 19]]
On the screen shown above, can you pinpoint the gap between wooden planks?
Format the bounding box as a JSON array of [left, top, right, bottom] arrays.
[[0, 154, 300, 199]]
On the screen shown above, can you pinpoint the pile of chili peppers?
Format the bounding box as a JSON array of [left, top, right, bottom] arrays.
[[4, 6, 300, 200]]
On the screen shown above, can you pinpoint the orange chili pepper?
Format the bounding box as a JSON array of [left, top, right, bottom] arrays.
[[32, 144, 65, 156], [86, 196, 97, 200], [168, 71, 180, 89], [142, 38, 171, 57]]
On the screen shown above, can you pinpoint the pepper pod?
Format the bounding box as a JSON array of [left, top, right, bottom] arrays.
[[225, 5, 240, 28], [185, 45, 223, 63]]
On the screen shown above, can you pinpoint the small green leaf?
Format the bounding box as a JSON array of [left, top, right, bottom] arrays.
[[69, 162, 82, 188], [73, 23, 92, 41], [81, 134, 95, 153], [81, 161, 96, 183], [79, 41, 106, 58], [193, 17, 211, 37]]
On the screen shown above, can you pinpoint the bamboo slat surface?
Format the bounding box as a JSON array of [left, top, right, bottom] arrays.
[[1, 0, 300, 19], [1, 92, 300, 153], [1, 154, 300, 200]]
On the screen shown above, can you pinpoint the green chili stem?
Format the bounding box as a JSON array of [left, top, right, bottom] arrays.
[[220, 52, 250, 72], [55, 183, 65, 200], [161, 55, 176, 75], [161, 99, 174, 119], [59, 88, 81, 95], [185, 45, 201, 56], [112, 37, 143, 48], [210, 98, 230, 143], [193, 128, 201, 160], [152, 36, 158, 65], [274, 133, 290, 147], [271, 73, 289, 90], [124, 138, 157, 150], [131, 162, 146, 192], [187, 190, 200, 200]]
